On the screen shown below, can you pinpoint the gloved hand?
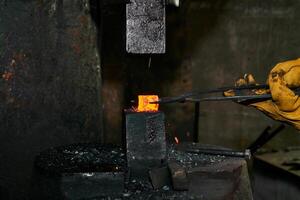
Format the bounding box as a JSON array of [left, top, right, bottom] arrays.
[[226, 58, 300, 130]]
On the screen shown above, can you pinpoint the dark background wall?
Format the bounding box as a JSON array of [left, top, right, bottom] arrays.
[[1, 0, 300, 199]]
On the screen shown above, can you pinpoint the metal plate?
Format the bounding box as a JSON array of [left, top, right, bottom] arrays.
[[126, 0, 166, 54]]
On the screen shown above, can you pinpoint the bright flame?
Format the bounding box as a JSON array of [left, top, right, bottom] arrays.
[[174, 137, 179, 144], [137, 95, 159, 112]]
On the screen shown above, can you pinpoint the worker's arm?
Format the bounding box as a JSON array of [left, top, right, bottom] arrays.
[[229, 58, 300, 130]]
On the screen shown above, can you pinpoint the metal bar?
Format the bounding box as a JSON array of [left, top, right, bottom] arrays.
[[193, 102, 200, 142], [152, 85, 300, 104], [157, 89, 300, 104], [154, 84, 270, 104], [185, 94, 274, 102], [186, 148, 251, 159], [248, 124, 285, 154]]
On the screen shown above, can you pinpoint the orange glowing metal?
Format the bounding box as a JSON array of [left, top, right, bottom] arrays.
[[137, 95, 159, 112]]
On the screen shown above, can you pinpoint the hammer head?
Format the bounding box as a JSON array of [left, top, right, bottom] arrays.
[[126, 0, 166, 54]]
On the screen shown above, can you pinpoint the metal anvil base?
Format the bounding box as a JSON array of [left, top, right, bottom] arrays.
[[125, 111, 167, 179]]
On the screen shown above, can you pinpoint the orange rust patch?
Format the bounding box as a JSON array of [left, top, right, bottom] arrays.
[[78, 15, 88, 26], [13, 52, 26, 62], [71, 43, 82, 55], [2, 71, 14, 81], [68, 28, 81, 38]]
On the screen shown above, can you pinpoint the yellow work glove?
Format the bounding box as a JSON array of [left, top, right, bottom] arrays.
[[227, 58, 300, 130]]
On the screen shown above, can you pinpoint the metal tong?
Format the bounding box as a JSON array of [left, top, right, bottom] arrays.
[[152, 84, 300, 104], [178, 124, 285, 159]]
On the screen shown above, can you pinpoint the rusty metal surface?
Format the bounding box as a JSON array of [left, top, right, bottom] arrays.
[[168, 161, 189, 191], [126, 0, 166, 54], [0, 1, 102, 198]]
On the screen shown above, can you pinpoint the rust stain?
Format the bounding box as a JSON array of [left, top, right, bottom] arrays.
[[2, 71, 14, 81], [10, 59, 16, 67], [8, 52, 27, 68], [68, 28, 81, 39], [67, 14, 91, 55], [71, 43, 82, 55], [68, 28, 83, 55], [13, 52, 26, 63], [78, 15, 88, 26], [67, 14, 92, 55]]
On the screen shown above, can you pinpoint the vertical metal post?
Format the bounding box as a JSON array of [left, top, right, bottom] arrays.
[[125, 111, 167, 179], [193, 102, 200, 142]]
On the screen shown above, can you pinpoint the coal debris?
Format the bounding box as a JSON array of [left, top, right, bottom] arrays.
[[35, 143, 126, 175]]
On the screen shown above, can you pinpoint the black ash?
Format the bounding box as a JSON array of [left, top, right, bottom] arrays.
[[35, 143, 126, 175]]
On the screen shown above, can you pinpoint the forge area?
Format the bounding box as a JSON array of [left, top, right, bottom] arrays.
[[0, 0, 300, 199]]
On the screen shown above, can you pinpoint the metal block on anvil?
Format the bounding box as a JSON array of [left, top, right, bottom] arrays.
[[168, 162, 189, 191], [126, 0, 166, 54], [187, 159, 253, 200], [125, 111, 167, 179]]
